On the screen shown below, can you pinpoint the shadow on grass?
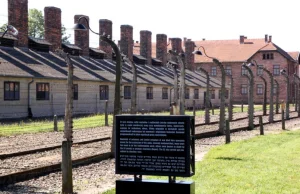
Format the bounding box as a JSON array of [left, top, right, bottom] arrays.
[[0, 184, 51, 194], [215, 157, 243, 161]]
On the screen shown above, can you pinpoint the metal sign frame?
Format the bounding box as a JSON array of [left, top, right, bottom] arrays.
[[115, 115, 195, 177]]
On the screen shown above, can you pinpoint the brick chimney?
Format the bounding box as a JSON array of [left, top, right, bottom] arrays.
[[120, 25, 133, 61], [74, 15, 89, 56], [170, 38, 182, 65], [185, 40, 195, 70], [99, 19, 112, 59], [8, 0, 28, 47], [44, 7, 62, 52], [269, 35, 272, 42], [156, 34, 167, 65], [183, 37, 187, 47], [171, 38, 182, 53], [140, 30, 152, 65], [265, 34, 268, 43], [239, 35, 244, 44]]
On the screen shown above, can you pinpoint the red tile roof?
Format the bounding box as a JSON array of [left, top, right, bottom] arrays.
[[288, 51, 299, 61], [132, 37, 297, 63]]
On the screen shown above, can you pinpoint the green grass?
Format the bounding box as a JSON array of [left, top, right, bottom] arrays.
[[0, 114, 114, 136], [104, 130, 300, 194], [0, 105, 262, 136]]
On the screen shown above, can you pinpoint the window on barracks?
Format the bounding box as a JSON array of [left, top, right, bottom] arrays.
[[185, 88, 190, 99], [36, 83, 50, 100], [273, 65, 280, 76], [225, 65, 232, 75], [146, 87, 153, 99], [194, 89, 199, 99], [73, 84, 78, 100], [162, 87, 168, 99], [124, 86, 131, 99], [263, 53, 274, 60], [4, 82, 20, 101], [100, 85, 109, 100], [210, 90, 215, 99], [211, 66, 217, 76], [257, 84, 263, 95], [241, 84, 248, 95], [257, 65, 264, 76], [241, 66, 248, 76]]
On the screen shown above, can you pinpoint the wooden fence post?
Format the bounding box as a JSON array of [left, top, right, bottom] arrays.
[[259, 116, 264, 135]]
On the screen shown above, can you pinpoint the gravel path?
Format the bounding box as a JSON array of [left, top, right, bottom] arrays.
[[1, 114, 300, 194], [0, 140, 110, 175], [0, 127, 111, 155]]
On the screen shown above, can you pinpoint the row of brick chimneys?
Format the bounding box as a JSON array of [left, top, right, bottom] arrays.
[[240, 34, 272, 44], [7, 0, 195, 69]]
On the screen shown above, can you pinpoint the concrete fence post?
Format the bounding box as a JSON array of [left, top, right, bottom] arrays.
[[259, 116, 264, 135], [62, 140, 73, 194], [54, 115, 58, 132], [241, 101, 244, 112], [105, 100, 108, 126], [282, 109, 285, 130], [193, 100, 196, 116], [225, 120, 230, 144]]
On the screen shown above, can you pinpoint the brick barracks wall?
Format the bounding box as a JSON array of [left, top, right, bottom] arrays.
[[196, 51, 292, 104]]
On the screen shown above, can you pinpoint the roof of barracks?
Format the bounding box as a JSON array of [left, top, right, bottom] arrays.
[[0, 43, 224, 89]]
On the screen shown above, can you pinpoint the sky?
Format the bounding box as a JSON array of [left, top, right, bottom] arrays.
[[0, 0, 299, 52]]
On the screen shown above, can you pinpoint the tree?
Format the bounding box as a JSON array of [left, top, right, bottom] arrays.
[[62, 25, 71, 44], [29, 8, 44, 38], [28, 8, 70, 43], [0, 23, 7, 31]]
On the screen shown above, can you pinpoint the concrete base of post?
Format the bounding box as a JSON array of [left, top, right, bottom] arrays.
[[105, 100, 108, 126], [62, 140, 73, 194], [54, 115, 58, 132], [225, 120, 230, 144], [259, 116, 264, 135], [282, 110, 285, 130], [241, 102, 244, 112]]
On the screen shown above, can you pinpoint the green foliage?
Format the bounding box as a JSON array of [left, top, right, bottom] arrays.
[[28, 8, 44, 38], [62, 24, 71, 43], [0, 23, 8, 31], [28, 8, 70, 43]]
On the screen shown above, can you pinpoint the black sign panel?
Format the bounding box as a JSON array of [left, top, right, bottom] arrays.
[[115, 115, 194, 177]]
